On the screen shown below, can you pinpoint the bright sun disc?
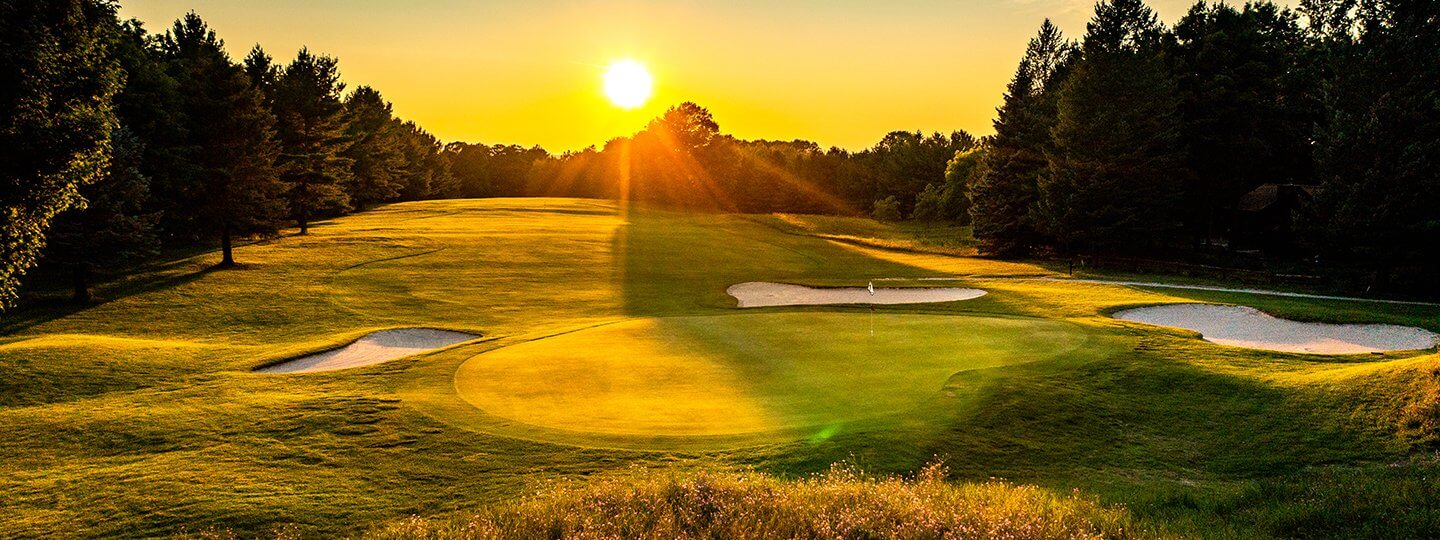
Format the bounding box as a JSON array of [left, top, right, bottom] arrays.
[[603, 60, 653, 109]]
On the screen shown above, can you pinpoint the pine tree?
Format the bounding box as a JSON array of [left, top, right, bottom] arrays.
[[1308, 0, 1440, 288], [0, 0, 122, 309], [971, 19, 1073, 257], [242, 45, 279, 103], [342, 86, 406, 206], [273, 48, 352, 234], [1039, 0, 1186, 254], [158, 13, 286, 266], [1168, 2, 1313, 241], [394, 121, 454, 200]]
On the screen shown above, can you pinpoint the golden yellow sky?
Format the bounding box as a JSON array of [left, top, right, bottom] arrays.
[[120, 1, 1233, 152]]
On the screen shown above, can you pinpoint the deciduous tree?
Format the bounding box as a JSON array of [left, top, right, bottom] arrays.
[[0, 0, 121, 308]]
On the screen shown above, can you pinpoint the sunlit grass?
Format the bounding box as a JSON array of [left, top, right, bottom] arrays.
[[363, 464, 1146, 540], [3, 198, 1438, 537]]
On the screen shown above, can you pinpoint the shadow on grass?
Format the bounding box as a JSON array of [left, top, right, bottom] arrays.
[[1, 238, 272, 335]]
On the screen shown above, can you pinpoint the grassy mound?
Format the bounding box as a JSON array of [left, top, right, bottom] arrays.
[[364, 466, 1143, 540], [454, 313, 1109, 446]]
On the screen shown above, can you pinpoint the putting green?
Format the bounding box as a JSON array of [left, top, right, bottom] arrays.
[[455, 312, 1106, 442]]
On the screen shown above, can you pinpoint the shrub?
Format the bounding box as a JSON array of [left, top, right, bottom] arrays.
[[872, 196, 902, 222]]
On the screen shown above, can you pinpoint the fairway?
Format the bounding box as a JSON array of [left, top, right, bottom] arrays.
[[455, 312, 1103, 442], [5, 199, 1440, 537]]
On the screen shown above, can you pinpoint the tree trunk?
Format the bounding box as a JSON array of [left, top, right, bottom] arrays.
[[71, 264, 91, 304], [220, 223, 235, 267], [298, 213, 308, 235]]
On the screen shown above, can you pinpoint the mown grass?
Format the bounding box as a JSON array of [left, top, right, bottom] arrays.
[[751, 213, 979, 256], [2, 198, 1438, 538]]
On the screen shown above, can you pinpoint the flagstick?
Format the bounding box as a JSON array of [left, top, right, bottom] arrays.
[[868, 280, 876, 337]]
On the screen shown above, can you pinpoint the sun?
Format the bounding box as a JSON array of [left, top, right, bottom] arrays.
[[603, 59, 653, 109]]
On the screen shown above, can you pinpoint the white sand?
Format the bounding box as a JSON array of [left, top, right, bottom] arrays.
[[1113, 304, 1439, 354], [257, 328, 477, 374], [728, 281, 987, 308]]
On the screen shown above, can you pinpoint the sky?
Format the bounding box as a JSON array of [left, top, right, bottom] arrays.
[[120, 0, 1232, 152]]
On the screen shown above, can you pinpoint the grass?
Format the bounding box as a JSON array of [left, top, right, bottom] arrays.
[[750, 213, 980, 256], [453, 313, 1112, 447], [361, 464, 1143, 540], [2, 198, 1438, 538]]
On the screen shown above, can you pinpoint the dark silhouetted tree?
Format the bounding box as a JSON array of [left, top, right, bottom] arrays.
[[971, 19, 1073, 256], [242, 45, 279, 103], [157, 13, 285, 266], [342, 86, 406, 206], [1167, 1, 1314, 240], [0, 0, 121, 309], [273, 48, 352, 234], [1039, 0, 1186, 254], [395, 121, 454, 200], [1307, 0, 1440, 289], [43, 128, 159, 302]]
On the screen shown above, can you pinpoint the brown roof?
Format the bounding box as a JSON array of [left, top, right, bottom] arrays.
[[1239, 184, 1279, 212], [1238, 184, 1320, 212]]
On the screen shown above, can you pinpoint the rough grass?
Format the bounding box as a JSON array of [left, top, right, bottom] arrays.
[[4, 198, 1440, 538], [363, 465, 1145, 540]]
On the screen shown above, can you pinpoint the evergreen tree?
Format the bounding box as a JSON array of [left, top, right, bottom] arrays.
[[971, 19, 1073, 256], [0, 0, 122, 309], [157, 13, 285, 266], [110, 19, 185, 239], [342, 86, 406, 206], [1308, 0, 1440, 288], [242, 45, 278, 102], [1039, 0, 1186, 254], [43, 128, 159, 302], [273, 48, 352, 234], [1168, 2, 1313, 240], [395, 121, 454, 200]]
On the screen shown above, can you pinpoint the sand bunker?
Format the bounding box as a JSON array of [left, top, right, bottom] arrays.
[[1113, 304, 1438, 354], [257, 328, 477, 373], [728, 281, 986, 308]]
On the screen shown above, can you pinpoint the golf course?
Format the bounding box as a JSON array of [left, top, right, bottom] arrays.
[[3, 198, 1438, 537]]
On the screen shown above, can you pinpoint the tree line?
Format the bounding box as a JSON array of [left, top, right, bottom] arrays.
[[2, 3, 454, 306], [4, 0, 1437, 309], [446, 103, 978, 219], [443, 0, 1438, 293], [972, 0, 1437, 293]]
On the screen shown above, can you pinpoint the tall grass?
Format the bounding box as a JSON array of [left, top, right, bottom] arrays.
[[364, 464, 1147, 540]]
